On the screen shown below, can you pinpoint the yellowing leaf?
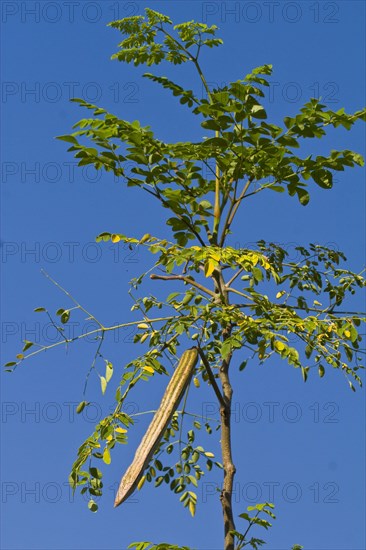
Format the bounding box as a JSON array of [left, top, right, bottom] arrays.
[[102, 447, 111, 464], [193, 377, 200, 388], [106, 435, 113, 442], [100, 376, 107, 395], [344, 330, 351, 338], [105, 361, 113, 382], [143, 366, 154, 374], [137, 475, 146, 490], [111, 234, 121, 243], [189, 500, 196, 517], [140, 333, 149, 343], [115, 427, 127, 434], [205, 258, 218, 277], [137, 323, 149, 329], [275, 341, 285, 351], [250, 254, 259, 266], [139, 233, 151, 244], [276, 291, 285, 299], [210, 251, 221, 262]]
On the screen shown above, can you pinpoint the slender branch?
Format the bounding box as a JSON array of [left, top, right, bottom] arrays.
[[150, 273, 217, 297], [231, 302, 366, 317], [225, 267, 245, 289], [219, 179, 252, 247], [197, 344, 225, 408], [41, 269, 104, 328], [16, 316, 180, 364], [213, 160, 221, 243], [226, 287, 254, 301], [83, 330, 105, 395]]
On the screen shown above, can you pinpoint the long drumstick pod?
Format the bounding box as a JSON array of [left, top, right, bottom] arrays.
[[114, 347, 199, 507]]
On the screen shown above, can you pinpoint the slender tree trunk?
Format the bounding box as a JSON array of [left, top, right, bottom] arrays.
[[219, 349, 236, 550], [215, 269, 236, 550]]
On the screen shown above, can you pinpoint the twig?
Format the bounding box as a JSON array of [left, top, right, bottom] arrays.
[[150, 273, 216, 298], [225, 267, 246, 289], [197, 344, 225, 408], [41, 269, 104, 328], [219, 179, 252, 247]]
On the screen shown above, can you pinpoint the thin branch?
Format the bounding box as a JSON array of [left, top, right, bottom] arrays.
[[41, 269, 104, 328], [83, 330, 105, 396], [231, 302, 366, 317], [16, 316, 180, 364], [225, 267, 245, 289], [150, 273, 217, 297], [219, 179, 252, 247], [197, 344, 225, 408], [226, 287, 254, 301]]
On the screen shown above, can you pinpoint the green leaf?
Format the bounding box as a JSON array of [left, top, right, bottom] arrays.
[[267, 185, 285, 193], [201, 119, 221, 131], [88, 499, 98, 512], [221, 340, 232, 360], [301, 366, 309, 382], [76, 401, 88, 414], [57, 134, 79, 145], [22, 341, 34, 352], [296, 188, 310, 205], [89, 467, 102, 479], [311, 169, 333, 189], [251, 105, 267, 119], [239, 360, 248, 371], [277, 135, 299, 148], [34, 307, 46, 313], [61, 310, 70, 324], [203, 137, 228, 148]]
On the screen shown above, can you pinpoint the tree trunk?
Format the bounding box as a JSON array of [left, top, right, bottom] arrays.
[[219, 360, 236, 550]]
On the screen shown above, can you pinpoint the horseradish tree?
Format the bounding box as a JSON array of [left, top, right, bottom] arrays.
[[6, 8, 365, 550]]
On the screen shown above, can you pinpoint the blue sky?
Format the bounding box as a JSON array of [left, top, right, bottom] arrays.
[[1, 1, 365, 549]]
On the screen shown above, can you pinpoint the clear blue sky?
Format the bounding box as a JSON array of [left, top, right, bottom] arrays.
[[1, 1, 365, 549]]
